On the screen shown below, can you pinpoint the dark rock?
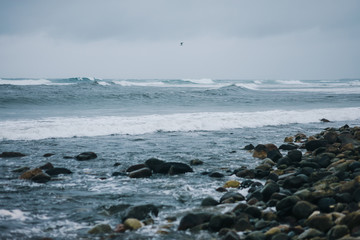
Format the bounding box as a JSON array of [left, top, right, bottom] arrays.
[[349, 161, 360, 172], [276, 196, 300, 217], [241, 180, 255, 188], [327, 225, 349, 240], [234, 218, 253, 231], [315, 155, 332, 168], [287, 150, 302, 163], [334, 193, 353, 203], [12, 167, 30, 173], [45, 168, 72, 176], [126, 164, 146, 172], [298, 228, 324, 239], [279, 144, 298, 150], [43, 153, 55, 157], [306, 214, 334, 232], [244, 231, 266, 240], [244, 206, 262, 219], [305, 140, 327, 151], [190, 159, 203, 165], [220, 191, 245, 204], [246, 189, 263, 202], [283, 175, 307, 189], [146, 159, 193, 175], [201, 197, 219, 207], [261, 182, 280, 202], [271, 233, 289, 240], [178, 213, 212, 230], [292, 200, 318, 219], [353, 188, 360, 202], [208, 214, 235, 232], [122, 204, 159, 221], [267, 173, 279, 182], [75, 152, 97, 161], [340, 210, 360, 232], [253, 144, 268, 159], [19, 168, 43, 180], [39, 162, 54, 170], [88, 224, 112, 234], [209, 172, 224, 178], [243, 144, 255, 150], [31, 173, 51, 183], [267, 149, 282, 162], [323, 131, 338, 144], [320, 118, 330, 122], [236, 169, 255, 179], [0, 152, 26, 158], [128, 167, 152, 178], [317, 197, 336, 212], [144, 158, 165, 172], [276, 156, 291, 167]]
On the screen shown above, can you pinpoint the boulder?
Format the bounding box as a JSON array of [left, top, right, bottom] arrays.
[[306, 214, 334, 232], [123, 218, 143, 230], [287, 150, 302, 163], [122, 204, 159, 221], [339, 210, 360, 232], [208, 214, 235, 232], [220, 192, 245, 204], [45, 168, 72, 176], [201, 197, 219, 207], [88, 224, 112, 234], [243, 144, 255, 150], [253, 144, 267, 159], [190, 159, 203, 165], [31, 172, 51, 183], [0, 152, 26, 158], [178, 213, 212, 230], [327, 225, 349, 240], [39, 162, 54, 170], [19, 168, 43, 180], [244, 231, 266, 240], [276, 196, 300, 217], [145, 158, 193, 174], [128, 168, 152, 178], [305, 140, 327, 151], [43, 153, 55, 158], [261, 182, 280, 202], [126, 164, 147, 172], [223, 180, 240, 188], [209, 172, 224, 178], [75, 152, 97, 161], [292, 201, 318, 219], [279, 144, 298, 150], [297, 228, 324, 239]]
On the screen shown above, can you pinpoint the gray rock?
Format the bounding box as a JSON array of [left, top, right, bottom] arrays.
[[327, 224, 349, 240], [208, 214, 235, 232], [128, 167, 152, 178], [75, 152, 97, 161], [292, 200, 318, 219], [178, 213, 212, 230]]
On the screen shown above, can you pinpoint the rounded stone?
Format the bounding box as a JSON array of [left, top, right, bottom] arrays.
[[124, 218, 143, 230]]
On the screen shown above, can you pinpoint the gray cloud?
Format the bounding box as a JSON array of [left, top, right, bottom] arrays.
[[0, 0, 359, 79]]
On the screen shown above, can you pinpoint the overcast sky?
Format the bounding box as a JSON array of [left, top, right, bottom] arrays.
[[0, 0, 359, 80]]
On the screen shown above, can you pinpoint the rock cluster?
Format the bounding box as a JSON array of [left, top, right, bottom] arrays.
[[176, 125, 360, 239]]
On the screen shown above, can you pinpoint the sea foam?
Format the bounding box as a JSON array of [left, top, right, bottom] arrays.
[[1, 108, 359, 140]]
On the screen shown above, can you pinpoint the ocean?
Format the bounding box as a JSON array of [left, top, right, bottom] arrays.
[[0, 78, 360, 239]]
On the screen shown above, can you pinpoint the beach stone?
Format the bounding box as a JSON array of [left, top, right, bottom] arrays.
[[279, 144, 298, 150], [243, 144, 255, 150], [353, 187, 360, 202], [339, 210, 360, 232], [178, 213, 212, 230], [253, 144, 268, 159], [12, 166, 30, 173], [209, 172, 224, 178], [317, 197, 336, 212], [88, 224, 112, 234], [267, 149, 283, 162], [327, 225, 349, 240], [298, 228, 324, 239], [126, 164, 147, 172], [276, 196, 300, 217], [208, 214, 235, 232], [31, 172, 51, 183], [284, 136, 294, 143], [292, 201, 318, 219], [283, 175, 307, 189], [306, 214, 334, 232], [39, 162, 54, 170], [271, 233, 289, 240], [0, 152, 26, 158], [224, 180, 240, 188], [244, 206, 262, 219], [234, 218, 254, 231], [124, 218, 143, 230], [287, 150, 302, 163], [151, 161, 193, 175], [201, 197, 219, 206], [305, 140, 327, 151], [75, 152, 97, 161], [45, 167, 72, 176], [323, 131, 338, 144], [19, 168, 43, 180], [261, 182, 280, 202], [122, 204, 159, 221], [128, 167, 152, 178], [244, 231, 266, 240], [189, 159, 203, 165], [220, 191, 245, 204]]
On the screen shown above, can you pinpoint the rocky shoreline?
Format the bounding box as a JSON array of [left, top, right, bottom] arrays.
[[2, 124, 360, 239]]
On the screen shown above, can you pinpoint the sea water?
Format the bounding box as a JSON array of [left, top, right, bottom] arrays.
[[0, 78, 359, 239]]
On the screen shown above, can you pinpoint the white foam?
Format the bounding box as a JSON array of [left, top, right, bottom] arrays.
[[112, 80, 165, 87], [0, 79, 52, 85], [1, 108, 359, 140], [275, 80, 306, 85], [0, 209, 29, 221], [182, 78, 214, 84]]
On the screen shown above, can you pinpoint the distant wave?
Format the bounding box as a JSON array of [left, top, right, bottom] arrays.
[[0, 77, 99, 86], [1, 107, 359, 140]]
